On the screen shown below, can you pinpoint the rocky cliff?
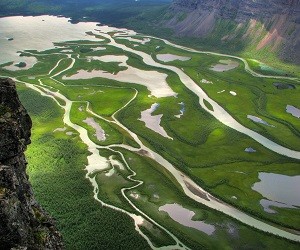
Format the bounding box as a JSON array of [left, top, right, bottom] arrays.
[[165, 0, 300, 63], [0, 78, 63, 249]]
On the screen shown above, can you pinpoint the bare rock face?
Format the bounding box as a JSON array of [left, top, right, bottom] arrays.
[[165, 0, 300, 63], [0, 78, 63, 249]]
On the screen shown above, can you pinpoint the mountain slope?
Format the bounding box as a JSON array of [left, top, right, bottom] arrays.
[[163, 0, 300, 64]]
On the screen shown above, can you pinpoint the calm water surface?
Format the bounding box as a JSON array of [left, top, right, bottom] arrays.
[[0, 15, 100, 65], [252, 172, 300, 208]]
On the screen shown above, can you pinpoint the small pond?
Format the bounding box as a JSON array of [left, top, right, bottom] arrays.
[[83, 117, 106, 141], [156, 53, 191, 63], [286, 105, 300, 118], [247, 115, 274, 127], [273, 82, 296, 90], [252, 172, 300, 212], [159, 203, 215, 235], [210, 59, 239, 72]]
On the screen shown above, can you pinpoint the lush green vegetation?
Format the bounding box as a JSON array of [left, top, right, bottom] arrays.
[[120, 149, 300, 249], [112, 41, 300, 230], [70, 102, 139, 147], [116, 37, 300, 150], [17, 85, 150, 250], [1, 23, 298, 249]]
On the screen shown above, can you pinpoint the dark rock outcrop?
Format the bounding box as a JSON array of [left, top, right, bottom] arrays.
[[164, 0, 300, 63], [0, 78, 63, 249]]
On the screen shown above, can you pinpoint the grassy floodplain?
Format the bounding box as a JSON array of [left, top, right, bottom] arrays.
[[1, 19, 299, 249], [112, 37, 300, 229], [16, 85, 150, 249]]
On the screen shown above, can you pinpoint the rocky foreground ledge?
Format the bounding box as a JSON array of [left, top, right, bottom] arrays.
[[0, 78, 63, 249]]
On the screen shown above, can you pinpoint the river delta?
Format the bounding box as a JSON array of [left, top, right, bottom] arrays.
[[1, 15, 299, 249]]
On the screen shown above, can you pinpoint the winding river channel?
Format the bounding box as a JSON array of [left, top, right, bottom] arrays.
[[101, 31, 300, 160], [2, 16, 300, 247], [18, 79, 189, 250]]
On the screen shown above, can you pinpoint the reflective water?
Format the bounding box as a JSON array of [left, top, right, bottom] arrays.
[[0, 15, 101, 65], [210, 59, 239, 72], [159, 203, 216, 235], [3, 56, 38, 71], [286, 105, 300, 118], [157, 54, 191, 63], [247, 115, 274, 127], [139, 103, 173, 139], [63, 55, 176, 98], [83, 117, 106, 141], [252, 172, 300, 209], [117, 36, 151, 45], [260, 199, 295, 214], [273, 83, 295, 90]]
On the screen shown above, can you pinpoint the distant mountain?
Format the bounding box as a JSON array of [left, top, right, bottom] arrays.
[[163, 0, 300, 63]]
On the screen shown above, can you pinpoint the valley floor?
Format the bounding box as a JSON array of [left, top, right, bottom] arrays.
[[1, 15, 299, 249]]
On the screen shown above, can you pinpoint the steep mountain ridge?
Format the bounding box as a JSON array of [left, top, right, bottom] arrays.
[[165, 0, 300, 63], [0, 78, 63, 249]]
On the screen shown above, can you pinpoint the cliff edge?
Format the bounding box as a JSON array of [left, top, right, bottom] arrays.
[[0, 78, 63, 249]]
